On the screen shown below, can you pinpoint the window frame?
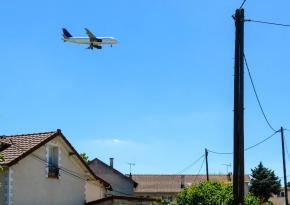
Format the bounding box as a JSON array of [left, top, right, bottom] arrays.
[[47, 143, 60, 179]]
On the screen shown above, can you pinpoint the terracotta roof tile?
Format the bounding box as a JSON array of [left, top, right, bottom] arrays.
[[132, 174, 250, 193], [89, 158, 138, 187], [0, 131, 57, 166], [0, 130, 111, 188]]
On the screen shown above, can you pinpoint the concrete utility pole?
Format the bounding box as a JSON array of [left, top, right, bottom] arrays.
[[205, 148, 209, 181], [280, 127, 289, 205], [233, 8, 245, 205]]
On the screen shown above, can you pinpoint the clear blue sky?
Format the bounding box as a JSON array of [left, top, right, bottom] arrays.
[[1, 0, 290, 180]]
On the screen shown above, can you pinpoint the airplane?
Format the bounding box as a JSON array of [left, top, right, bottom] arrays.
[[62, 28, 118, 49]]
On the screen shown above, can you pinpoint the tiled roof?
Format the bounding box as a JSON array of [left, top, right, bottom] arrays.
[[0, 131, 58, 166], [0, 130, 111, 187], [132, 174, 250, 193], [89, 158, 138, 187]]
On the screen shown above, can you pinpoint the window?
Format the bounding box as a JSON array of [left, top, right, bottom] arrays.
[[162, 195, 173, 202], [48, 146, 59, 178]]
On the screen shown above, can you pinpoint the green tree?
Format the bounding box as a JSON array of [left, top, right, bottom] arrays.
[[249, 162, 281, 203], [80, 152, 89, 163], [0, 153, 4, 171], [174, 180, 259, 205]]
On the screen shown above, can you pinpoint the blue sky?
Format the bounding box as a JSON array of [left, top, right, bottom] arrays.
[[1, 0, 290, 180]]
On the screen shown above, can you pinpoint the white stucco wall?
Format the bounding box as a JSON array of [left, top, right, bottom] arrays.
[[85, 180, 105, 203], [0, 169, 7, 205], [9, 136, 105, 205]]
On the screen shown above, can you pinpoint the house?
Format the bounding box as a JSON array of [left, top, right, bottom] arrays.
[[132, 174, 250, 201], [269, 188, 290, 205], [88, 157, 137, 196], [0, 129, 111, 205], [85, 195, 161, 205]]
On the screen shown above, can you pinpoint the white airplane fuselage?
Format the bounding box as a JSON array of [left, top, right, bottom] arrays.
[[64, 37, 118, 45]]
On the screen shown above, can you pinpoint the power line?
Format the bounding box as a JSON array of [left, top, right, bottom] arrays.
[[193, 157, 206, 182], [244, 54, 278, 132], [278, 175, 290, 179], [208, 131, 279, 155], [30, 153, 87, 181], [8, 138, 89, 182], [244, 131, 279, 151], [177, 154, 205, 174], [245, 19, 290, 27], [208, 150, 232, 155], [239, 0, 247, 9]]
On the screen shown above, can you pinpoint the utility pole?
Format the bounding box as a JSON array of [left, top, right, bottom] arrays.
[[205, 148, 209, 181], [233, 8, 245, 205], [280, 127, 289, 205]]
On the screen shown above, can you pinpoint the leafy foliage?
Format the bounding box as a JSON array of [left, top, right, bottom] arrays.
[[80, 152, 89, 163], [0, 153, 4, 171], [174, 180, 259, 205], [249, 162, 281, 203], [244, 193, 260, 205]]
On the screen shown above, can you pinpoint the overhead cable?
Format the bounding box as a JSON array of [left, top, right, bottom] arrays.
[[245, 19, 290, 27], [208, 131, 279, 155], [278, 175, 290, 179], [244, 54, 278, 132], [244, 131, 279, 151], [208, 150, 232, 155], [193, 157, 206, 182], [9, 138, 88, 182], [177, 154, 205, 174], [239, 0, 247, 9]]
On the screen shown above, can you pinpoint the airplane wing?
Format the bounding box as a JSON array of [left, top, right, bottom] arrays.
[[85, 28, 102, 42]]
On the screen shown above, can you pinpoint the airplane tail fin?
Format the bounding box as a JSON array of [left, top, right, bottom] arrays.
[[62, 28, 72, 39]]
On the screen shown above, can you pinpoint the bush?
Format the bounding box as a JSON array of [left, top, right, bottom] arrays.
[[175, 181, 260, 205], [244, 193, 260, 205], [263, 202, 273, 205]]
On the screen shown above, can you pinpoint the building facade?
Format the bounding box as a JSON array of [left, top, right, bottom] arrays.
[[89, 158, 137, 197], [132, 174, 250, 201], [0, 130, 110, 205], [85, 196, 161, 205], [269, 188, 290, 205]]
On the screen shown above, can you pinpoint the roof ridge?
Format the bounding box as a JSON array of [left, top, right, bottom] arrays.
[[0, 130, 58, 138], [89, 157, 138, 186]]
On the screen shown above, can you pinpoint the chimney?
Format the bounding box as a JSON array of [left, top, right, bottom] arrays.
[[109, 158, 114, 168], [181, 175, 185, 188]]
